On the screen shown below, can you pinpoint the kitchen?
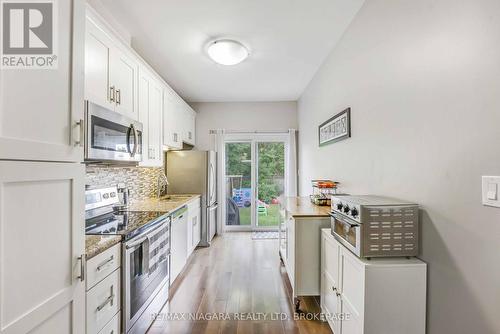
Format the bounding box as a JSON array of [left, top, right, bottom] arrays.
[[0, 1, 499, 334]]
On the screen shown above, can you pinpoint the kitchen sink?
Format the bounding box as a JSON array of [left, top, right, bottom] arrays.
[[159, 195, 193, 201]]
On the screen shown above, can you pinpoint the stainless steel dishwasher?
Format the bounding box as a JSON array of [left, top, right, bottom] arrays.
[[170, 206, 188, 282]]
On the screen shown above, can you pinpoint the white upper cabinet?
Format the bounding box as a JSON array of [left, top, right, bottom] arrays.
[[0, 0, 85, 162], [163, 88, 183, 150], [85, 17, 114, 110], [180, 102, 196, 146], [139, 68, 163, 167], [85, 15, 138, 120], [110, 50, 138, 119], [85, 6, 196, 156]]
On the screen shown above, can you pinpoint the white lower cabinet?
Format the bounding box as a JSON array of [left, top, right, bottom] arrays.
[[0, 161, 86, 333], [320, 229, 427, 334], [86, 244, 121, 334], [187, 198, 201, 255], [97, 312, 120, 334]]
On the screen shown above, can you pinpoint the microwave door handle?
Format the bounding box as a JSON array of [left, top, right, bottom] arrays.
[[126, 126, 133, 156], [127, 124, 138, 157], [131, 125, 138, 157]]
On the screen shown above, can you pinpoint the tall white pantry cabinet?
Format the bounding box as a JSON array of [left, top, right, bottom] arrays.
[[0, 0, 86, 333]]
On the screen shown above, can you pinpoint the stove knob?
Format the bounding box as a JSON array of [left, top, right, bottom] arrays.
[[351, 208, 358, 217], [343, 205, 350, 214], [336, 203, 343, 211]]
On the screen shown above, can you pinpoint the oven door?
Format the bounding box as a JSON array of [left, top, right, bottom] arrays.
[[85, 101, 143, 162], [330, 212, 361, 257], [124, 218, 170, 332]]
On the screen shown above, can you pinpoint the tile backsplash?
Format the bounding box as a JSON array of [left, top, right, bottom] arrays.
[[86, 166, 164, 200]]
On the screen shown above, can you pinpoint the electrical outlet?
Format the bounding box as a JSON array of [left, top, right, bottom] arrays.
[[482, 176, 500, 208]]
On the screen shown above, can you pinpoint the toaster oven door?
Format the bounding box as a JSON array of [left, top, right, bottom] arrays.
[[330, 212, 361, 257]]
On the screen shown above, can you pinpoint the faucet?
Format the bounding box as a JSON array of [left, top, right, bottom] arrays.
[[157, 171, 170, 198]]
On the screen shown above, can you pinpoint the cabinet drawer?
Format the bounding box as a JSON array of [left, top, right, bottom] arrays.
[[97, 311, 120, 334], [87, 269, 121, 334], [87, 243, 121, 290]]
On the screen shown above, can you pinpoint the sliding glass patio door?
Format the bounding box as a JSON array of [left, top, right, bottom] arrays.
[[224, 134, 287, 231]]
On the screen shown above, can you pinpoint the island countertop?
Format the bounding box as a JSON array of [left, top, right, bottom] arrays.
[[282, 196, 331, 217]]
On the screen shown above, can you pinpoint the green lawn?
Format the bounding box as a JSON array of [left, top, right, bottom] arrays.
[[237, 204, 280, 227]]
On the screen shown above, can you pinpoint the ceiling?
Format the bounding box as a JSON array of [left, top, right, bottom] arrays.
[[94, 0, 365, 102]]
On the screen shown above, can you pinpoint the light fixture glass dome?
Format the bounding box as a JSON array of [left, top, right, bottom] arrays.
[[207, 39, 249, 65]]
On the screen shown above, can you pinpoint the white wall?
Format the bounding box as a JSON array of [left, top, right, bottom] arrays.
[[191, 102, 298, 150], [298, 1, 500, 333]]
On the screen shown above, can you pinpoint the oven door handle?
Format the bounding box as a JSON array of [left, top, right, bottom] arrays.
[[330, 212, 360, 227], [125, 236, 148, 250], [125, 220, 167, 250]]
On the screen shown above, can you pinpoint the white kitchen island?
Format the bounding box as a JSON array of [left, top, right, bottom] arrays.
[[279, 197, 331, 311]]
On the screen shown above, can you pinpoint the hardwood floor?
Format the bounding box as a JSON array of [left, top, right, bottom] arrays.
[[148, 232, 332, 334]]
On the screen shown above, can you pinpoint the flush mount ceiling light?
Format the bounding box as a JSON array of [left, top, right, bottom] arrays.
[[207, 39, 249, 66]]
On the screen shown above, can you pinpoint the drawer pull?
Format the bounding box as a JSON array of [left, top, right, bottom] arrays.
[[96, 255, 114, 271], [96, 286, 115, 312]]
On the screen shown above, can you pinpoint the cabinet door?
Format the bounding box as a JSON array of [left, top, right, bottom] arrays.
[[183, 107, 195, 146], [340, 249, 364, 334], [0, 0, 85, 162], [110, 49, 138, 119], [162, 90, 182, 149], [187, 213, 193, 256], [192, 211, 201, 248], [138, 70, 151, 165], [148, 80, 163, 165], [286, 217, 295, 287], [0, 161, 85, 334], [85, 17, 114, 110]]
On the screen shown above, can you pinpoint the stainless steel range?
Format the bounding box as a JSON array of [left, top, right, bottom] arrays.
[[85, 187, 170, 334], [330, 195, 419, 258]]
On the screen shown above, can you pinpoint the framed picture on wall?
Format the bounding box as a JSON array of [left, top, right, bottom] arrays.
[[318, 108, 351, 146]]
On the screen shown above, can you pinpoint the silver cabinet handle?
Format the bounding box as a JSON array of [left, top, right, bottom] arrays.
[[96, 286, 114, 312], [77, 255, 85, 282], [110, 86, 116, 102], [332, 287, 341, 297], [116, 89, 121, 105], [74, 119, 84, 147], [96, 255, 114, 271], [189, 131, 192, 140]]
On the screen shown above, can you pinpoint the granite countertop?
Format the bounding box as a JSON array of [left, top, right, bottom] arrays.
[[282, 197, 331, 217], [85, 194, 201, 259], [86, 235, 121, 260], [126, 194, 201, 213]]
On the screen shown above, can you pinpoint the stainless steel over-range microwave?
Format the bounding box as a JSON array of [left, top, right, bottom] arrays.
[[84, 101, 143, 163]]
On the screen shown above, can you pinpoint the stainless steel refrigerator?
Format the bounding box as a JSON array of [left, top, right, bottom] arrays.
[[166, 150, 217, 246]]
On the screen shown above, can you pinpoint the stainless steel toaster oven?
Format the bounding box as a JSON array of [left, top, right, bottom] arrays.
[[330, 195, 419, 258]]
